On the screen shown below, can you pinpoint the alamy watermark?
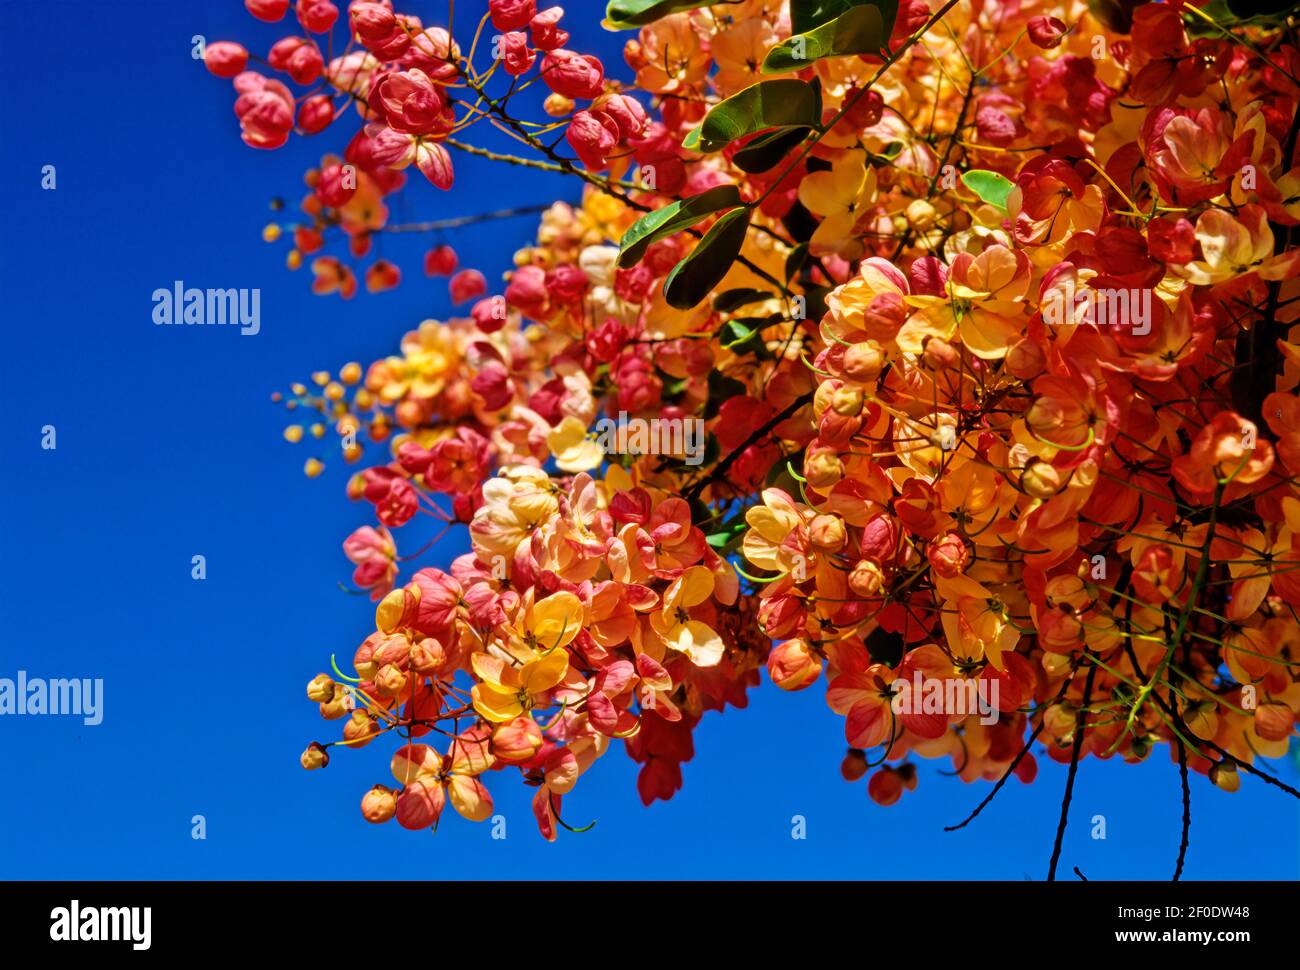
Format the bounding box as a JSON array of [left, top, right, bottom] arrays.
[[0, 671, 103, 725], [152, 281, 261, 335], [1042, 281, 1151, 336], [890, 672, 1000, 725], [589, 412, 706, 466]]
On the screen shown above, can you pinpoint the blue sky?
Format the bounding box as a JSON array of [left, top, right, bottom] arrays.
[[0, 0, 1296, 881]]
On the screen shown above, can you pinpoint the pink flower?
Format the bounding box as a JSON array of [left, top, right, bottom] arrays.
[[315, 162, 356, 207], [500, 32, 536, 76], [426, 428, 492, 494], [614, 354, 662, 412], [1027, 15, 1067, 49], [423, 244, 458, 276], [586, 318, 628, 363], [415, 140, 454, 188], [409, 568, 464, 637], [471, 362, 514, 410], [505, 264, 550, 319], [546, 264, 587, 303], [233, 72, 295, 149], [349, 2, 396, 41], [296, 94, 335, 134], [450, 269, 487, 304], [203, 42, 248, 78], [472, 297, 507, 333], [268, 36, 324, 85], [246, 0, 289, 22], [371, 69, 449, 136], [595, 94, 647, 140], [566, 109, 618, 170], [295, 0, 338, 33], [489, 0, 536, 31], [530, 7, 569, 51], [539, 49, 604, 100], [344, 526, 398, 600]]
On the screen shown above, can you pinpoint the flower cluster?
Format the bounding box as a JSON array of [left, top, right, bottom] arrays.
[[212, 0, 1300, 859]]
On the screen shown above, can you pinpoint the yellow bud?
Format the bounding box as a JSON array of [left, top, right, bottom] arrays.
[[291, 383, 307, 396], [283, 425, 304, 444], [262, 223, 282, 243], [304, 458, 325, 478], [325, 382, 345, 401], [286, 249, 302, 270], [830, 385, 865, 417], [1021, 459, 1063, 499], [809, 514, 846, 551], [306, 673, 336, 703], [848, 559, 885, 597], [843, 341, 885, 384], [300, 742, 329, 770], [804, 451, 844, 490], [312, 371, 330, 387], [905, 198, 936, 229], [1209, 761, 1240, 793], [340, 362, 363, 385], [310, 423, 326, 439], [544, 92, 575, 117]]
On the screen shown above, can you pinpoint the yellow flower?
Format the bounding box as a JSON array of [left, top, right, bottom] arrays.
[[470, 591, 582, 722], [797, 150, 877, 260], [649, 565, 724, 667], [547, 416, 604, 472]]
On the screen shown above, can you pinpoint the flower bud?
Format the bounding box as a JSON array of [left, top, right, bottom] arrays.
[[842, 340, 885, 384], [1005, 338, 1045, 380], [410, 637, 446, 674], [1209, 760, 1240, 793], [306, 673, 336, 703], [804, 450, 844, 490], [921, 336, 960, 370], [840, 748, 868, 782], [361, 784, 397, 823], [300, 741, 329, 770], [849, 559, 886, 597], [1027, 15, 1067, 49], [319, 689, 351, 720], [927, 531, 971, 578], [766, 639, 822, 691], [809, 514, 846, 552], [492, 716, 544, 762], [204, 41, 249, 78], [1021, 459, 1064, 499], [830, 384, 865, 417], [543, 92, 575, 117], [374, 662, 409, 697], [376, 586, 417, 633], [343, 710, 380, 748]]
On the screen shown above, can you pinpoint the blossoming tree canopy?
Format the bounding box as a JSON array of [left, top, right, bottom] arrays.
[[208, 0, 1300, 869]]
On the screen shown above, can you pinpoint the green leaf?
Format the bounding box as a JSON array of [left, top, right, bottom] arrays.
[[791, 0, 877, 33], [733, 126, 813, 174], [617, 185, 742, 269], [960, 169, 1014, 211], [719, 315, 778, 357], [713, 288, 773, 313], [663, 207, 751, 310], [605, 0, 732, 28], [762, 2, 898, 73], [690, 79, 821, 153]]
